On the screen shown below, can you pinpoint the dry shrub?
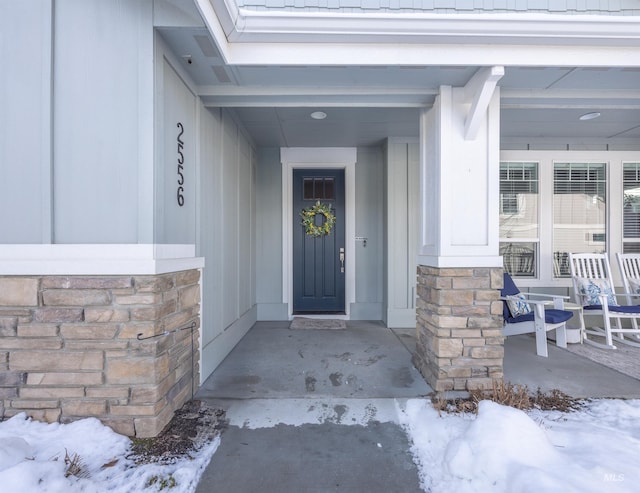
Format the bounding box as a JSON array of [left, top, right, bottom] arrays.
[[534, 388, 581, 413], [432, 379, 582, 414], [471, 380, 533, 410], [64, 449, 89, 479], [432, 394, 477, 415]]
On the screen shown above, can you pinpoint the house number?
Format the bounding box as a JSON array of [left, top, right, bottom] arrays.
[[177, 122, 185, 207]]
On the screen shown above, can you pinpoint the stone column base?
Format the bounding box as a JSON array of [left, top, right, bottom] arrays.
[[0, 271, 201, 437], [413, 266, 504, 393]]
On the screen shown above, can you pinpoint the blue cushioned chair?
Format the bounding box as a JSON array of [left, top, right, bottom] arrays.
[[501, 272, 571, 357]]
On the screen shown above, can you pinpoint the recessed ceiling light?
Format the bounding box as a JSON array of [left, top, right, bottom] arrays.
[[579, 112, 601, 121], [310, 111, 327, 120]]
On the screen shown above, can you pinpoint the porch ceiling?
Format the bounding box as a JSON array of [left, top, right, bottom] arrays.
[[157, 23, 640, 148]]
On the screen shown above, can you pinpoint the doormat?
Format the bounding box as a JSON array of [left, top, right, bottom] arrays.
[[564, 336, 640, 381], [289, 317, 346, 330]]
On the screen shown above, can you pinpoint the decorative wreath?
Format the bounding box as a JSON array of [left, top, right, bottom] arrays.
[[300, 201, 336, 237]]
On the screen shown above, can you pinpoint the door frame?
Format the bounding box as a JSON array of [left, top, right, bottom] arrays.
[[281, 147, 357, 320]]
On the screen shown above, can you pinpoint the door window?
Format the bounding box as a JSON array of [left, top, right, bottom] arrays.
[[303, 177, 335, 200]]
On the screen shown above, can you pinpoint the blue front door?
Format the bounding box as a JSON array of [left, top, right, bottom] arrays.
[[293, 169, 345, 313]]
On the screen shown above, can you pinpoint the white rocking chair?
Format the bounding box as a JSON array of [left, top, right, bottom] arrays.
[[569, 252, 640, 349], [616, 252, 640, 333]]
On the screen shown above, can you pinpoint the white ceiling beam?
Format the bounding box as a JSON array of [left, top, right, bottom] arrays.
[[197, 85, 439, 97], [464, 66, 504, 140], [200, 100, 431, 108], [194, 85, 640, 109], [501, 89, 640, 100], [501, 103, 640, 110], [197, 84, 438, 106], [197, 85, 640, 101]]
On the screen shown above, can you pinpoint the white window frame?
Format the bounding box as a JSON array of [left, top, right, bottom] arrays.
[[499, 161, 540, 278], [499, 150, 640, 288], [552, 160, 608, 278], [622, 162, 640, 252]]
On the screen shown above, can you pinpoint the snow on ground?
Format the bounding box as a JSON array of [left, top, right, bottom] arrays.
[[398, 398, 640, 493], [0, 414, 220, 493], [1, 398, 639, 492]]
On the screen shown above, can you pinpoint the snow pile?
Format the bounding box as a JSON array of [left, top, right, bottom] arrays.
[[399, 398, 640, 493], [0, 413, 220, 493]]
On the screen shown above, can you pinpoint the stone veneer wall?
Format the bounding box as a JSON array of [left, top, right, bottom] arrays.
[[413, 266, 504, 393], [0, 270, 201, 437]]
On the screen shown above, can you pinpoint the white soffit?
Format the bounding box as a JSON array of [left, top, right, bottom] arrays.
[[196, 0, 640, 66]]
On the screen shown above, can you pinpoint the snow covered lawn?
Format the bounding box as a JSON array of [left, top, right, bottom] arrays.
[[1, 398, 639, 492]]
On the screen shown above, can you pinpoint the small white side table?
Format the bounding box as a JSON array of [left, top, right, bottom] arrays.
[[563, 302, 585, 344]]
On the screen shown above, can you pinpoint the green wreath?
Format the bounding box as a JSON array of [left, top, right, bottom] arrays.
[[300, 201, 336, 237]]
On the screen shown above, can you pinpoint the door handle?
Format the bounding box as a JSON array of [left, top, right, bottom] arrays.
[[339, 247, 345, 273]]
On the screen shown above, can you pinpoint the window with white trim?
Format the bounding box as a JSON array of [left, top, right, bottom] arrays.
[[499, 162, 538, 277], [553, 162, 606, 277], [623, 163, 640, 253]]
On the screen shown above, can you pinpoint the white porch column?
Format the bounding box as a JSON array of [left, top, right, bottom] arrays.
[[413, 68, 505, 393]]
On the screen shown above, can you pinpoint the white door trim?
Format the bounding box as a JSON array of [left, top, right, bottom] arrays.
[[281, 147, 357, 320]]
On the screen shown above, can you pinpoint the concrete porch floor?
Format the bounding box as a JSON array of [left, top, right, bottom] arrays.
[[194, 321, 640, 493]]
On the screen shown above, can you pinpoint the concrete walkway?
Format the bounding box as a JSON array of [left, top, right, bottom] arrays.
[[194, 321, 640, 493], [195, 321, 429, 492]]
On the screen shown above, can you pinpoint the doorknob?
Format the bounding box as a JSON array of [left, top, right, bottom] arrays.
[[339, 247, 345, 273]]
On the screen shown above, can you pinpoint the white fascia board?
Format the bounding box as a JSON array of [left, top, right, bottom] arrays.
[[230, 11, 640, 45], [195, 0, 640, 66], [208, 0, 240, 36], [0, 245, 204, 276], [195, 0, 234, 62]]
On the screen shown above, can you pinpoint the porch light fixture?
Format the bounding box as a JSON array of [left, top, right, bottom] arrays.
[[310, 111, 327, 120], [579, 112, 601, 121]]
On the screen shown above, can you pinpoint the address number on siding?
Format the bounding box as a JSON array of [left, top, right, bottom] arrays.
[[177, 122, 185, 207]]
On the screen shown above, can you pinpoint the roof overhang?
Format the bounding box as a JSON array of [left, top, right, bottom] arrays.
[[195, 0, 640, 66]]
